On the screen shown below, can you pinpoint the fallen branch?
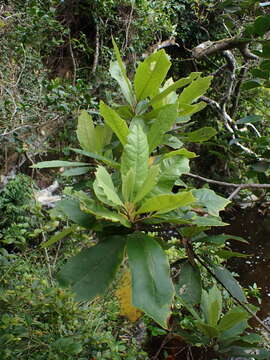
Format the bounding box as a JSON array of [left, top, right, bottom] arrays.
[[192, 37, 259, 61]]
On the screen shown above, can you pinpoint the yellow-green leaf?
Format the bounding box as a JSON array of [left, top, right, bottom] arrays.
[[100, 101, 129, 146], [134, 50, 171, 101], [136, 191, 195, 215]]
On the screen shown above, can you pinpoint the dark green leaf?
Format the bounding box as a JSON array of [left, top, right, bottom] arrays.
[[236, 115, 263, 124], [127, 232, 174, 328], [212, 265, 247, 302], [51, 199, 95, 229], [185, 127, 217, 143], [41, 225, 77, 248], [176, 260, 202, 306], [58, 236, 126, 301], [61, 167, 91, 177]]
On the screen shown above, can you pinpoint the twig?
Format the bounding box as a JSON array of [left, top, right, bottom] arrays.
[[123, 0, 135, 51], [69, 33, 76, 86], [42, 232, 54, 286], [186, 172, 270, 189], [92, 22, 100, 74], [230, 63, 248, 118]]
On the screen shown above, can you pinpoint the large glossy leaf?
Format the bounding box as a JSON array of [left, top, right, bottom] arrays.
[[193, 189, 230, 217], [136, 191, 195, 215], [58, 236, 126, 301], [93, 165, 123, 207], [176, 260, 202, 306], [134, 49, 171, 101], [178, 76, 212, 105], [149, 72, 201, 107], [76, 110, 96, 153], [100, 101, 129, 146], [147, 104, 178, 152], [121, 122, 149, 196], [212, 265, 247, 303], [51, 199, 96, 229], [127, 232, 174, 328], [110, 39, 135, 106], [32, 160, 89, 169], [218, 306, 250, 332], [133, 165, 160, 203]]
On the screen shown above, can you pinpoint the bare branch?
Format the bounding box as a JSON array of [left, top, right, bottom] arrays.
[[192, 37, 259, 61], [186, 172, 270, 189], [92, 22, 100, 74]]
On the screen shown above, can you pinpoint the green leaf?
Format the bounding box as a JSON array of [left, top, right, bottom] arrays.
[[61, 166, 91, 177], [110, 39, 135, 106], [147, 104, 178, 152], [41, 225, 77, 248], [178, 76, 212, 105], [220, 346, 270, 359], [94, 124, 113, 154], [212, 265, 247, 302], [185, 127, 217, 143], [201, 285, 222, 326], [236, 115, 263, 124], [215, 250, 249, 260], [134, 49, 171, 101], [78, 192, 130, 227], [218, 307, 250, 332], [149, 72, 201, 107], [163, 148, 197, 159], [58, 236, 126, 301], [191, 216, 229, 227], [253, 15, 270, 36], [70, 148, 120, 169], [93, 166, 123, 207], [100, 101, 129, 146], [178, 102, 207, 117], [122, 168, 136, 202], [133, 165, 160, 203], [196, 322, 219, 338], [150, 156, 190, 196], [127, 232, 174, 328], [176, 260, 202, 306], [193, 189, 230, 217], [32, 160, 89, 169], [136, 191, 195, 215], [242, 80, 262, 90], [121, 122, 149, 196], [76, 110, 96, 153], [51, 199, 96, 229]]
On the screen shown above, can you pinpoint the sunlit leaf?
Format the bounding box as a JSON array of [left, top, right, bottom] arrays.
[[134, 50, 171, 101]]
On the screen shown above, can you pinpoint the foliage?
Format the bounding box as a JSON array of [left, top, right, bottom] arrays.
[[34, 43, 231, 329], [0, 175, 45, 247], [0, 249, 148, 359]]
